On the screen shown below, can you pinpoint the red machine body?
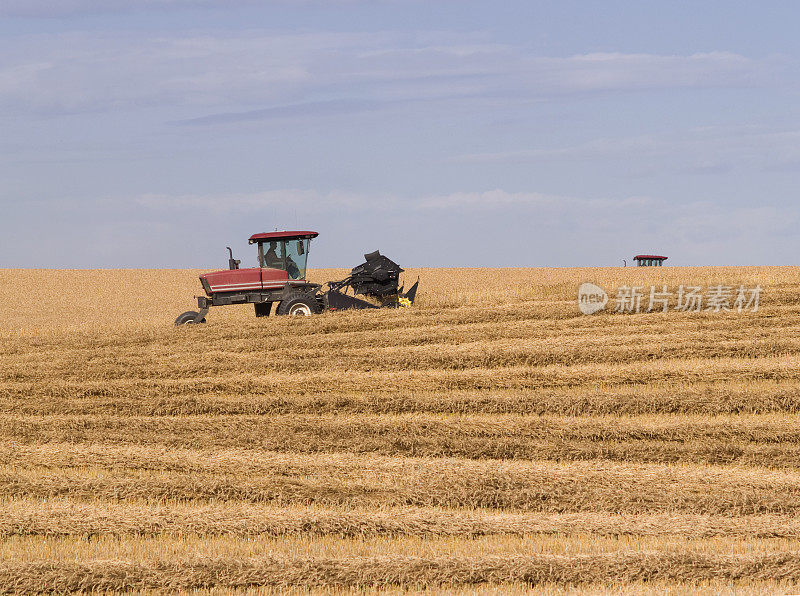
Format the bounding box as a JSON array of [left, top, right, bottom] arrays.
[[200, 268, 289, 295], [633, 255, 668, 267]]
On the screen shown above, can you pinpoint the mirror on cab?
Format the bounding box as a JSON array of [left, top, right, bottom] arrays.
[[297, 240, 304, 255]]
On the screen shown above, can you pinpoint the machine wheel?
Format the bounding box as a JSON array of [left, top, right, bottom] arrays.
[[276, 293, 323, 316], [175, 311, 206, 325]]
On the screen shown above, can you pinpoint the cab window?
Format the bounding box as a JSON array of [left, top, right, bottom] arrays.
[[259, 239, 309, 279]]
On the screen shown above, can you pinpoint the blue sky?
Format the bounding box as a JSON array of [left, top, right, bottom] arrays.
[[2, 1, 800, 268]]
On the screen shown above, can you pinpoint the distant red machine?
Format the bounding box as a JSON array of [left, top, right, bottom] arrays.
[[634, 255, 668, 267], [175, 230, 418, 325]]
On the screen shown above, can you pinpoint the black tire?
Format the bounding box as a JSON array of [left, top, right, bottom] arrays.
[[175, 311, 206, 325], [276, 293, 323, 316]]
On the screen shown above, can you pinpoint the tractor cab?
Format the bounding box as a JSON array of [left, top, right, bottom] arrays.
[[249, 231, 318, 280], [198, 231, 318, 298]]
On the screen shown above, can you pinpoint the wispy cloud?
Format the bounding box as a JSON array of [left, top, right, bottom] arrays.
[[0, 31, 390, 114], [134, 187, 658, 215], [453, 126, 800, 175], [127, 187, 800, 267], [175, 98, 389, 125], [520, 52, 765, 94], [135, 186, 796, 240], [0, 27, 778, 119], [6, 186, 795, 267], [0, 0, 373, 18]]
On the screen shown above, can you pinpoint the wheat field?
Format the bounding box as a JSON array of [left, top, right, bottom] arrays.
[[1, 266, 800, 594]]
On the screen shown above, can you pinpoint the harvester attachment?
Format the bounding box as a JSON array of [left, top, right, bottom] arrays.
[[399, 279, 419, 304], [325, 289, 380, 310], [324, 250, 419, 311]]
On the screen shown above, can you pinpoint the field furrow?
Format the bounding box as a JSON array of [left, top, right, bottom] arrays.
[[3, 382, 800, 416], [2, 448, 800, 514], [2, 414, 800, 466], [4, 553, 800, 593], [4, 502, 800, 539]]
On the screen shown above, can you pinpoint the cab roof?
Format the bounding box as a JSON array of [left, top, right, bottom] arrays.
[[634, 255, 667, 260], [248, 231, 319, 244]]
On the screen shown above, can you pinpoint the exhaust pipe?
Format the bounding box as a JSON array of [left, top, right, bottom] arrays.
[[226, 247, 241, 270]]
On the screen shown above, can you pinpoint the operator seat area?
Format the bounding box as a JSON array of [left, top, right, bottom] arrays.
[[257, 237, 309, 280]]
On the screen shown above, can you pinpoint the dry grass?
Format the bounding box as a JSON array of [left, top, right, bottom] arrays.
[[5, 443, 800, 514], [5, 553, 800, 593], [2, 266, 800, 593], [7, 501, 800, 539], [127, 580, 800, 596], [3, 413, 800, 467]]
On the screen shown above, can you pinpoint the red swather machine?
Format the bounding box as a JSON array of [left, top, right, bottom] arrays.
[[175, 230, 418, 324]]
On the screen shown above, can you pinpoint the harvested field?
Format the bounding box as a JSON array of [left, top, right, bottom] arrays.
[[1, 266, 800, 593]]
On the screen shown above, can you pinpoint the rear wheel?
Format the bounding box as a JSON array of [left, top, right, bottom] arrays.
[[276, 293, 322, 316], [175, 311, 206, 325]]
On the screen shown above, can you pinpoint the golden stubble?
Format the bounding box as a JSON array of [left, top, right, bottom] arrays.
[[1, 266, 799, 593]]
